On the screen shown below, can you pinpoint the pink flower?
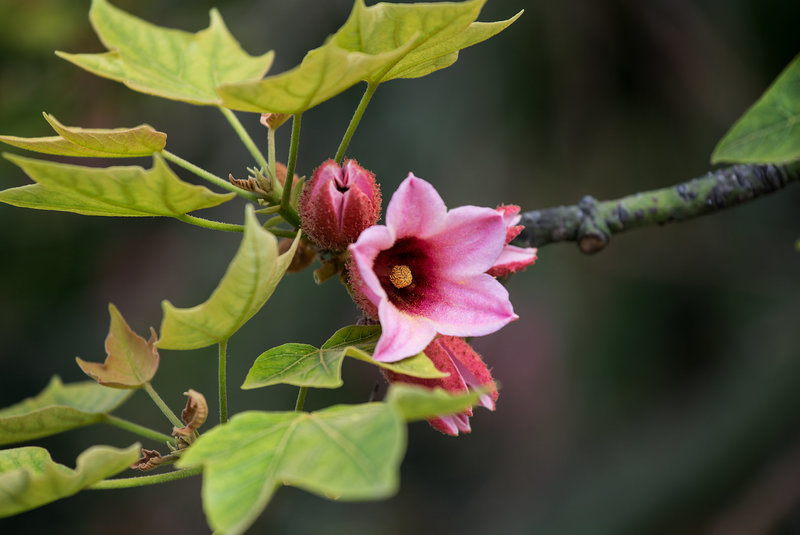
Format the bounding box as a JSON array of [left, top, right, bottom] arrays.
[[298, 159, 381, 251], [487, 204, 538, 277], [348, 174, 518, 362], [383, 336, 498, 436]]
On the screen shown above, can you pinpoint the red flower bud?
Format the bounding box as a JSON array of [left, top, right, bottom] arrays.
[[383, 336, 498, 436], [299, 159, 381, 251]]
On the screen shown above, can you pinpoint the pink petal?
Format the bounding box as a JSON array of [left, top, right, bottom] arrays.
[[386, 174, 447, 239], [420, 273, 518, 337], [348, 225, 395, 308], [487, 245, 538, 278], [428, 205, 506, 276], [373, 300, 437, 362]]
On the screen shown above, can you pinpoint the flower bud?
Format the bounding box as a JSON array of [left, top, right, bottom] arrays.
[[260, 113, 291, 129], [298, 159, 381, 251], [383, 336, 498, 436]]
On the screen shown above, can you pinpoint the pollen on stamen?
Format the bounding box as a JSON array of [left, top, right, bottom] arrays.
[[389, 265, 413, 289]]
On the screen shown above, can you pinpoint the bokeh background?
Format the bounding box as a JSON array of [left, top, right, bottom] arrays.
[[1, 0, 799, 533]]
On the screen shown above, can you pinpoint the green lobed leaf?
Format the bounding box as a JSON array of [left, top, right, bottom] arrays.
[[158, 207, 301, 350], [331, 0, 522, 82], [0, 377, 132, 446], [0, 113, 166, 157], [217, 40, 412, 114], [242, 325, 446, 390], [0, 153, 234, 217], [177, 404, 404, 535], [56, 0, 274, 106], [712, 53, 800, 164], [386, 383, 483, 422], [0, 443, 139, 517], [76, 304, 160, 388]]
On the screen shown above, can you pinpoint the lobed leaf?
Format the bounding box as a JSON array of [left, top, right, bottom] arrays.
[[0, 113, 166, 157], [0, 377, 132, 446], [0, 153, 234, 217], [158, 207, 300, 350], [57, 0, 274, 106], [712, 53, 800, 164], [331, 0, 522, 82], [242, 325, 446, 390], [0, 444, 139, 517], [75, 304, 159, 388], [386, 383, 483, 422], [177, 404, 404, 535], [217, 40, 412, 114]]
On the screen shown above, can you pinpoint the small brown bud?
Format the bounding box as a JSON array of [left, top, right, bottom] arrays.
[[279, 238, 316, 273], [172, 389, 208, 438], [132, 449, 164, 471], [260, 113, 291, 129]]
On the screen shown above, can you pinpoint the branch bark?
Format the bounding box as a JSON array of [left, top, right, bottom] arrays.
[[517, 161, 800, 254]]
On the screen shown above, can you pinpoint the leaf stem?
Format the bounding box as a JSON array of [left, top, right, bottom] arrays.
[[219, 339, 229, 424], [268, 127, 277, 183], [102, 414, 173, 444], [88, 466, 203, 490], [334, 82, 378, 164], [219, 106, 269, 171], [173, 214, 245, 233], [294, 386, 308, 412], [266, 227, 298, 239], [143, 382, 184, 429], [161, 149, 258, 202], [280, 114, 303, 228]]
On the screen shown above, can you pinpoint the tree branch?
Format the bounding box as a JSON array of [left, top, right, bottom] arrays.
[[517, 162, 800, 254]]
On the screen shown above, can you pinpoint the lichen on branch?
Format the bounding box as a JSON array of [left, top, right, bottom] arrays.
[[517, 161, 800, 254]]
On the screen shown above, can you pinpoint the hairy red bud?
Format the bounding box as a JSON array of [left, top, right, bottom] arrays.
[[298, 159, 381, 251]]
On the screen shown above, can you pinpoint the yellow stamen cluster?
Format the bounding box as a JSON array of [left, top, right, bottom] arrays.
[[389, 264, 413, 289]]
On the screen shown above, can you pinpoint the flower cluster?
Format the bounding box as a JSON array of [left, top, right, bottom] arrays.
[[300, 165, 536, 434]]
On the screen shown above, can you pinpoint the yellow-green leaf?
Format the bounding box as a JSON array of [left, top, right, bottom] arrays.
[[332, 0, 522, 82], [57, 0, 274, 106], [0, 444, 139, 517], [0, 113, 166, 157], [1, 154, 234, 217], [158, 207, 300, 350], [242, 325, 446, 390], [76, 304, 159, 388], [217, 40, 411, 114], [385, 383, 483, 422], [177, 404, 404, 535], [712, 53, 800, 164], [0, 377, 132, 446]]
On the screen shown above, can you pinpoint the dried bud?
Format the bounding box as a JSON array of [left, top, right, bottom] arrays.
[[260, 113, 291, 129], [132, 449, 164, 471], [279, 237, 316, 273], [298, 159, 381, 251], [172, 389, 208, 438]]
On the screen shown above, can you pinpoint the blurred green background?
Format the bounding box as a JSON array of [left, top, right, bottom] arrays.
[[1, 0, 799, 533]]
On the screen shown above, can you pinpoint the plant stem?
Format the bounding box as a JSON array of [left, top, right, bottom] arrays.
[[266, 227, 298, 239], [219, 106, 269, 171], [518, 161, 800, 254], [161, 150, 259, 202], [280, 114, 303, 228], [294, 386, 308, 412], [174, 214, 245, 233], [102, 414, 173, 444], [334, 82, 378, 164], [219, 339, 229, 424], [88, 466, 203, 490], [143, 382, 184, 429], [268, 127, 277, 182]]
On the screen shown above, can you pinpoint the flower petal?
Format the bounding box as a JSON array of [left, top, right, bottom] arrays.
[[487, 245, 538, 278], [420, 273, 518, 337], [428, 205, 506, 276], [386, 174, 447, 239], [349, 225, 395, 308], [373, 299, 437, 362]]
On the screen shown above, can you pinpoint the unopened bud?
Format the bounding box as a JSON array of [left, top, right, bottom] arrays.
[[298, 159, 381, 251], [279, 237, 316, 273], [260, 113, 291, 129]]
